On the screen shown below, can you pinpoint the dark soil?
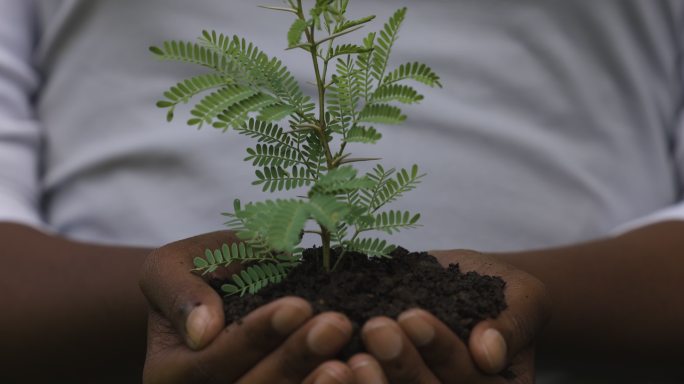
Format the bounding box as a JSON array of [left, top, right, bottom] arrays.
[[212, 247, 510, 376]]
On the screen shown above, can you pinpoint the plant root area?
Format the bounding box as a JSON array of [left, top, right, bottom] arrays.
[[214, 247, 509, 370]]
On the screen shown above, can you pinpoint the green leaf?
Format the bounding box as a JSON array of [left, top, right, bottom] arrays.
[[193, 257, 209, 269], [241, 270, 253, 284], [334, 15, 376, 33], [344, 125, 382, 144], [384, 62, 442, 88], [219, 261, 294, 297], [371, 84, 423, 104], [329, 44, 373, 60], [353, 32, 376, 102], [245, 143, 305, 168], [221, 284, 240, 295], [227, 35, 312, 112], [358, 104, 406, 124], [156, 100, 174, 108], [267, 200, 310, 252], [157, 74, 231, 112], [253, 165, 316, 192], [361, 210, 421, 234], [149, 46, 165, 56], [258, 104, 297, 122], [307, 195, 349, 230], [234, 119, 297, 150], [310, 166, 374, 196], [232, 274, 246, 288], [248, 267, 259, 281], [221, 243, 231, 260], [361, 164, 424, 212], [372, 8, 407, 83], [152, 40, 227, 73], [188, 86, 257, 128], [214, 92, 279, 130], [214, 249, 224, 264], [329, 57, 360, 133], [346, 237, 396, 258], [205, 249, 216, 264], [288, 19, 308, 47], [235, 199, 310, 252], [199, 30, 232, 53]]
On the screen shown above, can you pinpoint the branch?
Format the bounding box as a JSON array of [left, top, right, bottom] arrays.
[[258, 5, 298, 14]]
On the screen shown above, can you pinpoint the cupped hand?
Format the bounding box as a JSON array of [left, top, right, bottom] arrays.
[[139, 231, 356, 383], [350, 249, 550, 383]]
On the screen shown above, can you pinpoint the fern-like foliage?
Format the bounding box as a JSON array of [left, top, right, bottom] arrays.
[[150, 40, 227, 72], [188, 87, 257, 129], [234, 119, 298, 149], [192, 242, 276, 275], [358, 103, 406, 124], [345, 237, 396, 258], [253, 165, 316, 192], [360, 164, 424, 213], [384, 62, 443, 88], [371, 7, 407, 83], [361, 210, 421, 235], [153, 1, 441, 297], [328, 57, 360, 134], [156, 74, 233, 122], [309, 166, 373, 196], [222, 262, 293, 296], [151, 31, 314, 132], [344, 125, 382, 144], [371, 84, 424, 104], [232, 196, 348, 253]]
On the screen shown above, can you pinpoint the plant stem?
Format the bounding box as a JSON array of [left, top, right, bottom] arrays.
[[321, 226, 332, 272], [307, 36, 334, 169], [298, 0, 338, 271]]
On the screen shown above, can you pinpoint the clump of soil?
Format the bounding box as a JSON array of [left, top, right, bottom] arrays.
[[212, 247, 508, 363]]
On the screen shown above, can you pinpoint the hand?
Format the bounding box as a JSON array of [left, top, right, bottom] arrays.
[[349, 249, 550, 383], [139, 231, 356, 383]]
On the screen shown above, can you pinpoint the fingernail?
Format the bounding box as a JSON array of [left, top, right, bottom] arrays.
[[272, 300, 311, 335], [314, 365, 347, 384], [186, 305, 211, 350], [481, 328, 507, 372], [307, 314, 351, 356], [398, 311, 434, 347], [364, 320, 403, 361], [350, 357, 386, 384]]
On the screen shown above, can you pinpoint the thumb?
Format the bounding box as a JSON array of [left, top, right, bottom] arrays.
[[468, 275, 550, 374], [140, 231, 238, 350]]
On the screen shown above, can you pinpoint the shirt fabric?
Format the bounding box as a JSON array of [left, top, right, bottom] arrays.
[[1, 1, 684, 382], [4, 0, 681, 251]]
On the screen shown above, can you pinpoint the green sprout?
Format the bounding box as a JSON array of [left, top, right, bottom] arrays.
[[151, 0, 442, 297]]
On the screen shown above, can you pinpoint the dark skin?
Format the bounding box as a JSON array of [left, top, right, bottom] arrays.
[[140, 221, 684, 382], [2, 221, 683, 382], [140, 231, 358, 383], [360, 220, 684, 382], [0, 223, 149, 383], [504, 220, 684, 367]]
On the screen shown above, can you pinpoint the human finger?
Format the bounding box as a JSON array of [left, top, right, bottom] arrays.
[[143, 296, 313, 383], [237, 312, 352, 383], [301, 360, 355, 384], [468, 274, 549, 374], [139, 231, 238, 350], [398, 309, 507, 383], [361, 317, 440, 384], [348, 353, 388, 384]]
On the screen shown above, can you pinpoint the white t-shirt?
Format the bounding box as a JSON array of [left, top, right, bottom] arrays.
[[1, 0, 684, 254]]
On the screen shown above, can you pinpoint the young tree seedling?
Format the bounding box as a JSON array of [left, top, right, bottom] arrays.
[[151, 0, 441, 297]]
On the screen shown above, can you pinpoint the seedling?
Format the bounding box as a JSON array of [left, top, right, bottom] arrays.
[[151, 0, 441, 297]]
